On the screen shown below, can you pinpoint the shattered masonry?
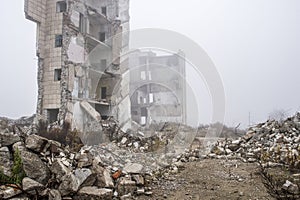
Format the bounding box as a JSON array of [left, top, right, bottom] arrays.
[[129, 50, 187, 127], [24, 0, 131, 133]]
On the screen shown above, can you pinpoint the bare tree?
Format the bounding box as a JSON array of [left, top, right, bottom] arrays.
[[269, 109, 289, 122]]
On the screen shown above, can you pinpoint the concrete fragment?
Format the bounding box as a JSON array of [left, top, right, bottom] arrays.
[[132, 175, 144, 185], [58, 168, 92, 196], [80, 101, 101, 122], [0, 147, 13, 176], [25, 134, 48, 152], [0, 132, 20, 146], [0, 185, 22, 199], [22, 177, 45, 191], [18, 150, 50, 184], [282, 180, 299, 194], [93, 165, 114, 188], [123, 163, 143, 174], [50, 158, 71, 179], [76, 187, 113, 200], [117, 177, 137, 196], [48, 189, 62, 200]]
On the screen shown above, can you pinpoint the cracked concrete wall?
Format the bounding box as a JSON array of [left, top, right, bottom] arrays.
[[129, 51, 187, 126], [25, 0, 131, 134], [25, 0, 64, 121]]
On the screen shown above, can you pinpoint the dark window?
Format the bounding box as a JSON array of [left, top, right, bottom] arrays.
[[132, 111, 138, 115], [56, 1, 67, 13], [79, 13, 86, 33], [54, 69, 62, 81], [101, 7, 107, 16], [55, 35, 63, 47], [101, 87, 107, 99], [99, 32, 106, 42], [47, 109, 59, 123], [141, 107, 147, 116], [101, 59, 107, 69]]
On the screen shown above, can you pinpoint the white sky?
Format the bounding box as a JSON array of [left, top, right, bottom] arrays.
[[0, 0, 299, 128]]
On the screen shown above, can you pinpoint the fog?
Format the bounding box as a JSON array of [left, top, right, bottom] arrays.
[[0, 0, 299, 129]]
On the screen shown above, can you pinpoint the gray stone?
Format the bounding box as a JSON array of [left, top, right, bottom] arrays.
[[117, 177, 137, 196], [58, 173, 78, 196], [0, 186, 22, 199], [282, 180, 299, 194], [22, 177, 45, 191], [243, 131, 255, 142], [136, 187, 145, 195], [228, 143, 240, 151], [12, 142, 26, 152], [121, 137, 128, 144], [102, 168, 114, 188], [0, 147, 13, 176], [211, 146, 225, 155], [50, 158, 71, 179], [48, 189, 62, 200], [0, 132, 20, 146], [76, 187, 113, 200], [25, 134, 48, 152], [132, 175, 144, 185], [74, 168, 93, 186], [123, 163, 143, 174], [145, 191, 153, 196], [18, 149, 51, 184], [59, 169, 92, 196], [93, 165, 114, 188], [77, 153, 93, 168], [120, 193, 133, 200]]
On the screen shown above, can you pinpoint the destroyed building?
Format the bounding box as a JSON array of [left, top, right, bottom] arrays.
[[129, 50, 187, 126], [24, 0, 131, 134]]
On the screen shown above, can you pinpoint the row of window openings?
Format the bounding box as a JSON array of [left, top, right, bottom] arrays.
[[53, 59, 108, 82], [54, 70, 108, 100], [140, 71, 152, 81], [56, 1, 107, 16], [138, 94, 154, 104], [55, 31, 106, 48]]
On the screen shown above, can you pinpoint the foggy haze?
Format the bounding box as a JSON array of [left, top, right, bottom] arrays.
[[0, 0, 299, 129]]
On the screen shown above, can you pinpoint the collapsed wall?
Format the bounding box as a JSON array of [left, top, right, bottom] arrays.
[[24, 0, 131, 140]]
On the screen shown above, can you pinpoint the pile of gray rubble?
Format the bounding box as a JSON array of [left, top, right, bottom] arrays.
[[0, 131, 155, 199], [0, 119, 198, 200], [209, 112, 300, 167], [2, 112, 300, 199]]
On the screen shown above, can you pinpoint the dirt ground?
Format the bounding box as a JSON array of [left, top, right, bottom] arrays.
[[138, 159, 273, 200]]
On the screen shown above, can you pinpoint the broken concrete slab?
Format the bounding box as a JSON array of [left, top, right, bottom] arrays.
[[123, 163, 144, 174], [0, 185, 22, 199], [58, 168, 92, 196], [80, 101, 101, 122], [18, 150, 50, 185], [22, 177, 45, 191], [0, 147, 13, 176], [0, 132, 20, 146], [25, 134, 48, 152], [117, 177, 137, 196], [75, 187, 113, 200], [48, 189, 62, 200]]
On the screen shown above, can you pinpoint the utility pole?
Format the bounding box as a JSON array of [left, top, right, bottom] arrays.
[[248, 112, 251, 127]]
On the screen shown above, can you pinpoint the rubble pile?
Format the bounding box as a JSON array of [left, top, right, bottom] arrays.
[[6, 111, 299, 198], [0, 131, 155, 200], [209, 113, 300, 166], [102, 120, 190, 153], [0, 117, 205, 199]]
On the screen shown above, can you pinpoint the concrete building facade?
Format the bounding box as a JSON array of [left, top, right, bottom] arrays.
[[129, 50, 187, 127], [24, 0, 131, 137]]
